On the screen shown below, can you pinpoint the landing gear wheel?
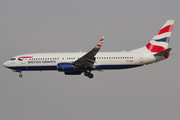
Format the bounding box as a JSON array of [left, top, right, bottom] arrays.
[[84, 71, 89, 76], [19, 74, 23, 78], [88, 73, 94, 79], [84, 70, 94, 79]]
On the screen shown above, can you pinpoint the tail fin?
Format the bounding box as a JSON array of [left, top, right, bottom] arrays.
[[131, 20, 174, 53], [146, 20, 174, 52]]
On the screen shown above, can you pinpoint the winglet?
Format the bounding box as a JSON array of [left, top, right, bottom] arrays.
[[96, 36, 104, 48]]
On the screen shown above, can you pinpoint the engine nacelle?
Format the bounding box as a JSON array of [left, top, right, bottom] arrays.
[[57, 63, 74, 71], [64, 71, 82, 75]]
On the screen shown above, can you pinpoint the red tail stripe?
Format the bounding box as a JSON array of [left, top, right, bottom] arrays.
[[146, 43, 165, 52], [156, 25, 173, 35], [164, 53, 170, 58], [100, 38, 104, 41], [97, 44, 102, 47]]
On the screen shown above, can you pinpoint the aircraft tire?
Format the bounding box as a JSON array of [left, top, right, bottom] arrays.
[[19, 74, 23, 78], [88, 73, 93, 79], [84, 71, 89, 76]]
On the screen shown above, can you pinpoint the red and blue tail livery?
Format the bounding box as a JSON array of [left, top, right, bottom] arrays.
[[3, 20, 174, 79], [146, 20, 174, 53]]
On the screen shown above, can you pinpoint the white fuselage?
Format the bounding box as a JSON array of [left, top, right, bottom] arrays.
[[3, 51, 161, 71], [2, 20, 173, 78]]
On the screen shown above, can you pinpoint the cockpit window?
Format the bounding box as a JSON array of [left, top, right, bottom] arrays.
[[10, 58, 16, 61]]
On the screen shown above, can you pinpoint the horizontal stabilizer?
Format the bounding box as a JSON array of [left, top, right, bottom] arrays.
[[154, 48, 172, 58]]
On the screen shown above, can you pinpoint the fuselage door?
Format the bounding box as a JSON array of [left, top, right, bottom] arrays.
[[139, 53, 143, 63]]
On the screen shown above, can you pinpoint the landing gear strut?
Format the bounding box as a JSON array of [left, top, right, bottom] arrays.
[[84, 71, 94, 79]]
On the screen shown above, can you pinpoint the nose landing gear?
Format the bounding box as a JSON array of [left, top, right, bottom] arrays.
[[84, 71, 94, 79], [13, 70, 23, 78], [19, 74, 23, 78]]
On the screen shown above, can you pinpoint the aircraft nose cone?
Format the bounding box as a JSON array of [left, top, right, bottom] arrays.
[[3, 61, 9, 67]]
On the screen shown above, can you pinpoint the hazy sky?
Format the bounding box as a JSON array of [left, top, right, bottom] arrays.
[[1, 0, 180, 120]]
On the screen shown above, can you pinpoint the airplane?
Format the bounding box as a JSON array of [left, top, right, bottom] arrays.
[[3, 20, 174, 79]]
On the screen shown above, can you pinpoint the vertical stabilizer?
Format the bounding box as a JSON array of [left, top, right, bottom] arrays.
[[131, 20, 174, 53]]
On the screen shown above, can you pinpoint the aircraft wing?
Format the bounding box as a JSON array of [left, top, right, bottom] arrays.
[[73, 36, 104, 68]]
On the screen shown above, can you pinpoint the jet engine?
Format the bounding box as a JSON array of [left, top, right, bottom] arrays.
[[57, 63, 74, 71]]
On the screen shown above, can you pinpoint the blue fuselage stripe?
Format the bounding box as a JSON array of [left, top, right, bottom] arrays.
[[8, 66, 57, 71], [95, 65, 142, 69], [7, 64, 142, 71]]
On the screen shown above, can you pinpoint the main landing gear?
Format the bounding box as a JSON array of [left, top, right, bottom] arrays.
[[84, 71, 94, 79]]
